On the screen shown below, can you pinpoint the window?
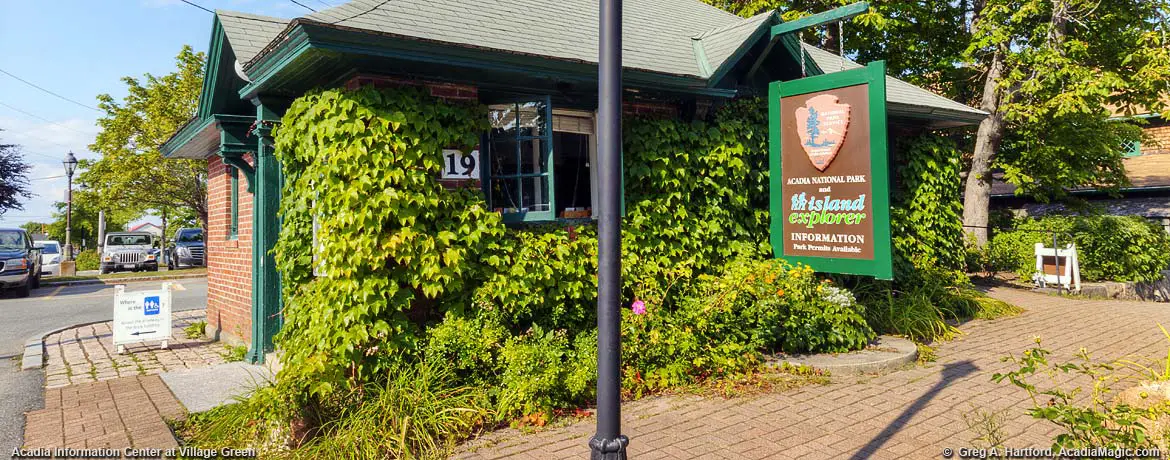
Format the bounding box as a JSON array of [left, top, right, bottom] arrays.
[[484, 99, 599, 222], [486, 99, 555, 222], [229, 166, 239, 239], [176, 229, 203, 243], [1123, 139, 1142, 157]]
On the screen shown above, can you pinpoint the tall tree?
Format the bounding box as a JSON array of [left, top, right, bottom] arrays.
[[20, 221, 48, 238], [704, 0, 1170, 245], [83, 46, 208, 230], [44, 189, 137, 250], [962, 0, 1170, 244], [0, 137, 33, 218]]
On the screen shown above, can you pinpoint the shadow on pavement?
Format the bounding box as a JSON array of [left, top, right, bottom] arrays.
[[849, 360, 979, 459]]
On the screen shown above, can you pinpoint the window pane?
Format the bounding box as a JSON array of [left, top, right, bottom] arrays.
[[490, 178, 522, 212], [488, 101, 547, 138], [488, 104, 517, 136], [489, 139, 517, 177], [522, 176, 550, 212], [516, 101, 547, 137], [519, 138, 547, 175]]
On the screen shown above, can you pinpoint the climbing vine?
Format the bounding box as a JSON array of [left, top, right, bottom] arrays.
[[889, 134, 967, 278], [272, 87, 503, 396]]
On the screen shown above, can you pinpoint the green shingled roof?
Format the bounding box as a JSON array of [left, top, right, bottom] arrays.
[[216, 10, 287, 63], [210, 1, 985, 123], [297, 0, 743, 78], [800, 44, 987, 120]]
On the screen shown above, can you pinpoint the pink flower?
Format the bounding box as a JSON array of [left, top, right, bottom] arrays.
[[631, 300, 647, 315]]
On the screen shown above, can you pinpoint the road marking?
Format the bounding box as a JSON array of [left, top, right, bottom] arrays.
[[172, 283, 186, 291], [44, 285, 66, 298]]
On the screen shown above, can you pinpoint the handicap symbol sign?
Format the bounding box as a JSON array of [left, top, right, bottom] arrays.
[[144, 296, 160, 316]]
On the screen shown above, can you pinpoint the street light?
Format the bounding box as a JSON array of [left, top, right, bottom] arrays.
[[589, 0, 628, 457], [63, 151, 78, 261]]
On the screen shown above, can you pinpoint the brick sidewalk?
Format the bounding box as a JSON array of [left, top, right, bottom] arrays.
[[43, 310, 227, 389], [24, 310, 230, 451], [23, 375, 185, 449], [455, 288, 1170, 459]]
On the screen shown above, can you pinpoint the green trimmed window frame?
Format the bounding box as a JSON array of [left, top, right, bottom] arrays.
[[1123, 139, 1142, 157], [229, 165, 239, 240], [484, 97, 556, 223]]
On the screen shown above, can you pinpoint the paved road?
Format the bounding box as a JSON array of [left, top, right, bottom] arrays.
[[0, 278, 207, 458]]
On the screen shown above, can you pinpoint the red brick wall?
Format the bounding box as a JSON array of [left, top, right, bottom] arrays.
[[1141, 121, 1170, 155], [206, 155, 254, 345], [624, 100, 680, 119]]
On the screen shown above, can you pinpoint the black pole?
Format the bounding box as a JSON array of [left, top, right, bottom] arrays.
[[589, 0, 628, 457], [65, 174, 73, 261]]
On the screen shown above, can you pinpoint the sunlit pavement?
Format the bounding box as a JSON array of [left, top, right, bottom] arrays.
[[455, 288, 1170, 460]]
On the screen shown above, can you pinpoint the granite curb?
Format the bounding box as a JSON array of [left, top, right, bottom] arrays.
[[20, 320, 108, 371], [40, 272, 206, 287], [768, 335, 919, 376]]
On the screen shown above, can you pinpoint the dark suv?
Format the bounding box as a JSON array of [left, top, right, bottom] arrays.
[[0, 228, 42, 297], [167, 228, 205, 270]]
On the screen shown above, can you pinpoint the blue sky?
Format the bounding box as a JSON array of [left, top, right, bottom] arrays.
[[0, 0, 320, 230]]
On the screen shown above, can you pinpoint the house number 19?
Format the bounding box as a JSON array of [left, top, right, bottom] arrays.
[[441, 149, 480, 180]]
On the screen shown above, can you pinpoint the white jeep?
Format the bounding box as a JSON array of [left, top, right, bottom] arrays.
[[100, 232, 160, 274]]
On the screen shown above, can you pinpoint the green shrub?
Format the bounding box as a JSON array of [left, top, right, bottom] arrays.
[[856, 267, 1018, 343], [496, 327, 595, 418], [74, 250, 99, 271], [292, 362, 489, 459], [990, 215, 1170, 283], [622, 257, 873, 394], [180, 363, 488, 460], [995, 340, 1167, 450]]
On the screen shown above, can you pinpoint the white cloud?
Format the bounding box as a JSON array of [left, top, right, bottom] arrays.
[[0, 116, 97, 228]]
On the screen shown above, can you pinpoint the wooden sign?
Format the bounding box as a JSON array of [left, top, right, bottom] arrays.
[[769, 61, 893, 279]]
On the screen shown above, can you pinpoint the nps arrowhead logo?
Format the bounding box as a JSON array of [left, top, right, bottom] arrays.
[[794, 94, 851, 172]]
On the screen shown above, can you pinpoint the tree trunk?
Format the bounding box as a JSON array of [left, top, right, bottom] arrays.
[[962, 48, 1007, 246], [160, 209, 168, 251]]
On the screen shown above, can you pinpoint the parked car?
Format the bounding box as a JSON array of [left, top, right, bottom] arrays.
[[166, 228, 205, 270], [35, 240, 61, 276], [100, 232, 160, 274], [0, 228, 42, 297]]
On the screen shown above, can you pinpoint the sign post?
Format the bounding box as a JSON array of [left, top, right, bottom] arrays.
[[113, 283, 174, 354], [769, 61, 893, 279]]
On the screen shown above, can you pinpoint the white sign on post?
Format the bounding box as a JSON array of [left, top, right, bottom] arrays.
[[441, 149, 480, 180], [113, 282, 174, 354]]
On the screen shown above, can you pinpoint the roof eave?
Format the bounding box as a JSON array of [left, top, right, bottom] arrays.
[[704, 12, 778, 88], [887, 102, 987, 127], [237, 22, 736, 101]]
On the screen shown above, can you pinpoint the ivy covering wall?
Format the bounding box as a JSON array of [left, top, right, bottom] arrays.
[[270, 86, 967, 421]]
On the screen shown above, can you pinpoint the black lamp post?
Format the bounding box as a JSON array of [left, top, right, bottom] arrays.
[[63, 151, 78, 261], [589, 0, 628, 457]]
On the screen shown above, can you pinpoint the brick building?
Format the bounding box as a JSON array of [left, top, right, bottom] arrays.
[[161, 1, 984, 361]]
